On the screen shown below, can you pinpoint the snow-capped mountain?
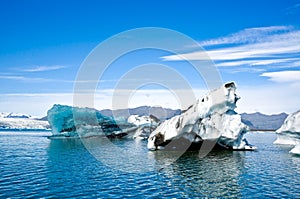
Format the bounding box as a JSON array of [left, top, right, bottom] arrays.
[[0, 112, 50, 130]]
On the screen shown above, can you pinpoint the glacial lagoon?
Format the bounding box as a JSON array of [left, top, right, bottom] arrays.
[[0, 131, 300, 198]]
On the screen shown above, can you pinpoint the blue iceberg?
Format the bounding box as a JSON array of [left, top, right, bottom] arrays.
[[47, 104, 136, 138]]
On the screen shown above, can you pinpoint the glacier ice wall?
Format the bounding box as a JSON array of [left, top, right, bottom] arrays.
[[147, 82, 250, 151]]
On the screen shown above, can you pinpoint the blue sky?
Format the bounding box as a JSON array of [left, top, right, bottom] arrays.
[[1, 0, 300, 116]]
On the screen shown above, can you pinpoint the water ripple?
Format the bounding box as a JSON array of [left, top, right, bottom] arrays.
[[0, 132, 300, 198]]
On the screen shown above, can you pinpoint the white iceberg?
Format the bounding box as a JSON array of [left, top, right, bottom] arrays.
[[290, 144, 300, 155], [127, 115, 160, 139], [47, 104, 136, 138], [274, 110, 300, 154], [147, 82, 254, 151]]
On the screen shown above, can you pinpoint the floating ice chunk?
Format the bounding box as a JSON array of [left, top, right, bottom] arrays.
[[276, 110, 300, 135], [127, 115, 160, 139], [290, 144, 300, 155], [274, 110, 300, 154], [128, 115, 159, 126], [274, 110, 300, 145], [147, 82, 252, 151], [47, 104, 135, 138]]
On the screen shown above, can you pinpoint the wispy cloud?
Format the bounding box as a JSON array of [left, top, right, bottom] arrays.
[[21, 65, 68, 72], [285, 3, 300, 15], [260, 71, 300, 83], [0, 75, 121, 84], [0, 75, 78, 83], [199, 26, 293, 46], [162, 27, 300, 61], [161, 26, 300, 73], [0, 75, 54, 82], [214, 58, 300, 68]]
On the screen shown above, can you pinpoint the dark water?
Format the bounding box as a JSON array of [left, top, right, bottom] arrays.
[[0, 131, 300, 198]]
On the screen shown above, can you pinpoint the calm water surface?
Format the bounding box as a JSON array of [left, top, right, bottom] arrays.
[[0, 131, 300, 198]]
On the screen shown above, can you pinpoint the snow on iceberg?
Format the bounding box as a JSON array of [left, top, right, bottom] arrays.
[[147, 82, 254, 151], [127, 115, 160, 139], [274, 110, 300, 154], [47, 104, 136, 138], [290, 144, 300, 155]]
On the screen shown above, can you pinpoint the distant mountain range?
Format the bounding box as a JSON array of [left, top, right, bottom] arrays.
[[100, 106, 181, 121], [0, 112, 50, 130], [100, 106, 288, 131], [241, 112, 288, 131], [0, 107, 288, 131]]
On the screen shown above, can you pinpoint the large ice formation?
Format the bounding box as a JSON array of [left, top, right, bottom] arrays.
[[274, 110, 300, 154], [127, 115, 160, 139], [147, 82, 253, 151], [0, 112, 50, 130], [47, 104, 136, 138]]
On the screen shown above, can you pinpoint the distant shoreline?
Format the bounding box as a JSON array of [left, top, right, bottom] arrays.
[[0, 128, 51, 132]]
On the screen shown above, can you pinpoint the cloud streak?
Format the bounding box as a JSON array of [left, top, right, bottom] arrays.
[[261, 71, 300, 83], [214, 58, 300, 68], [161, 26, 300, 71], [0, 75, 55, 82], [199, 26, 293, 46], [0, 75, 141, 85], [162, 28, 300, 61], [285, 3, 300, 15], [22, 65, 68, 72]]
